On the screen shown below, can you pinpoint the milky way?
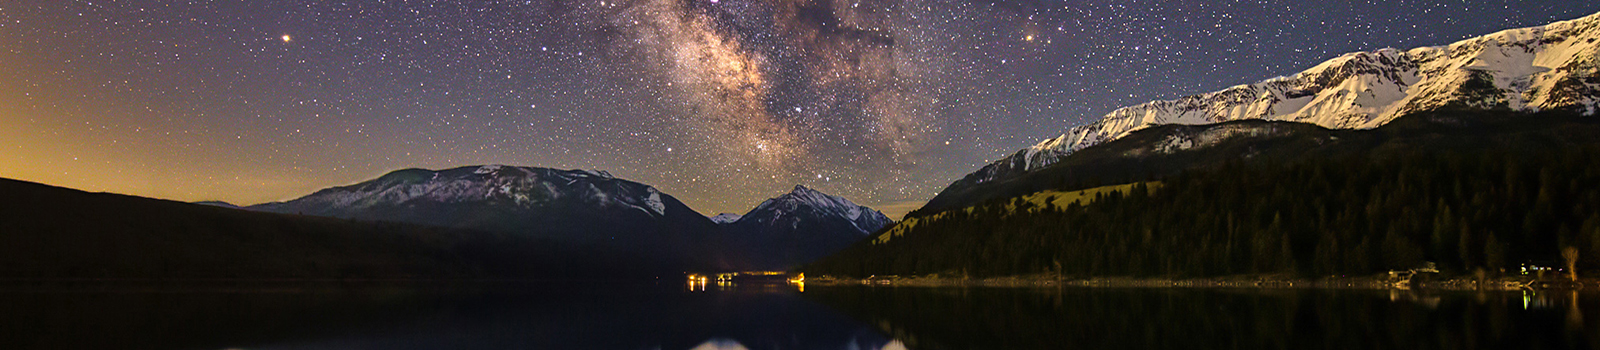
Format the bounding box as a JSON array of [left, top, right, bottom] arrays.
[[6, 1, 1600, 218], [608, 0, 936, 187]]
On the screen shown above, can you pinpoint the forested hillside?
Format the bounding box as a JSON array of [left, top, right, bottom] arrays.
[[805, 112, 1600, 278]]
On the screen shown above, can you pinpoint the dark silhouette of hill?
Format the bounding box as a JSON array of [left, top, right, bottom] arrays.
[[0, 178, 674, 281]]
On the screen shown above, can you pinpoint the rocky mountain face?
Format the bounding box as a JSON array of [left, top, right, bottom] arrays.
[[916, 119, 1343, 214], [717, 185, 894, 270], [250, 165, 720, 267], [709, 213, 743, 224], [951, 12, 1600, 195]]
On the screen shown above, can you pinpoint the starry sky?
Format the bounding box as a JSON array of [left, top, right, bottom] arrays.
[[5, 1, 1600, 219]]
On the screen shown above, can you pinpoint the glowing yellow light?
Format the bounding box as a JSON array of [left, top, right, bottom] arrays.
[[281, 34, 292, 42], [1024, 34, 1035, 42], [788, 273, 806, 292]]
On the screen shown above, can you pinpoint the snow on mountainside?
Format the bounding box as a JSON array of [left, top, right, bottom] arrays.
[[964, 12, 1600, 186], [709, 213, 743, 224], [731, 185, 893, 234], [243, 164, 725, 247], [246, 167, 892, 271], [253, 165, 673, 217], [719, 185, 895, 270]]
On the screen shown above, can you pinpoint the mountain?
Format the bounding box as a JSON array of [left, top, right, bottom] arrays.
[[916, 119, 1341, 214], [249, 165, 720, 268], [0, 177, 646, 280], [719, 185, 894, 270], [941, 11, 1600, 209], [806, 111, 1600, 279]]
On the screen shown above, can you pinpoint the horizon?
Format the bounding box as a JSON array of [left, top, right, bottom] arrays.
[[174, 164, 933, 220]]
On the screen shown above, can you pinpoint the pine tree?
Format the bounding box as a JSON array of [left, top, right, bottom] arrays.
[[1485, 233, 1507, 275]]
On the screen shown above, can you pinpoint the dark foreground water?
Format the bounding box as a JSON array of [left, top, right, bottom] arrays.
[[1, 282, 1597, 350]]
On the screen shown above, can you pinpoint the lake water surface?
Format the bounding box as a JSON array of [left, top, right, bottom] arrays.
[[2, 282, 1597, 350]]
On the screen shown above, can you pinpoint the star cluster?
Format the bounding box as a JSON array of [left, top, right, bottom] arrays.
[[4, 0, 1599, 218]]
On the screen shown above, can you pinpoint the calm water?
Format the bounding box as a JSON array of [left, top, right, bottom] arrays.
[[1, 282, 1596, 350]]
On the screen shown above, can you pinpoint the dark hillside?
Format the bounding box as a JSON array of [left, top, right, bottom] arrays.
[[807, 111, 1600, 278], [914, 110, 1594, 216], [0, 178, 666, 281]]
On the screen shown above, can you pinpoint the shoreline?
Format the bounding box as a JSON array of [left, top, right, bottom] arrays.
[[802, 274, 1595, 291]]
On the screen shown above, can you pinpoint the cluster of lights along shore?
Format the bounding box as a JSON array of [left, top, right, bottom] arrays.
[[685, 272, 794, 291]]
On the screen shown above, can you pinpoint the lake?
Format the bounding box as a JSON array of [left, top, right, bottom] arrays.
[[1, 281, 1596, 350]]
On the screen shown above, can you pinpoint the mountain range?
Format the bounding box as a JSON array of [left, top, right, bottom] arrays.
[[805, 12, 1600, 279], [924, 11, 1600, 214], [248, 165, 891, 271], [805, 110, 1600, 278]]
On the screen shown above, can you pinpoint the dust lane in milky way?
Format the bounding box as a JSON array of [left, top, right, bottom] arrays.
[[610, 0, 934, 184]]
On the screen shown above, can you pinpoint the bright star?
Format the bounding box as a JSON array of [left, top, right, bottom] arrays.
[[281, 34, 292, 42]]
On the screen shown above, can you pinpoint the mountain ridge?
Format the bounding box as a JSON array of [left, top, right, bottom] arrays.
[[718, 185, 895, 270], [249, 165, 707, 238], [726, 185, 892, 232], [807, 111, 1600, 279], [951, 11, 1600, 196], [249, 165, 892, 271], [0, 176, 657, 280], [247, 164, 724, 271]]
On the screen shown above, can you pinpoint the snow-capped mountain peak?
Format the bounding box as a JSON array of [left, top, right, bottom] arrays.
[[749, 185, 864, 220], [473, 164, 505, 174], [709, 213, 743, 224], [962, 11, 1600, 187], [719, 186, 896, 270], [724, 185, 892, 233], [255, 165, 674, 217]]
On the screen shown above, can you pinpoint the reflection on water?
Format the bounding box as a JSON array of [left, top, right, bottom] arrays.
[[0, 282, 892, 350], [805, 286, 1600, 350], [2, 282, 1596, 350]]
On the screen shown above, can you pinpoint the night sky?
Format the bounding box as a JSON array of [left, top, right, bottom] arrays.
[[5, 1, 1600, 218]]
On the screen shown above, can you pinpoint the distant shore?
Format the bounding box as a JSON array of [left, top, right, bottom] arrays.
[[802, 274, 1595, 291]]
